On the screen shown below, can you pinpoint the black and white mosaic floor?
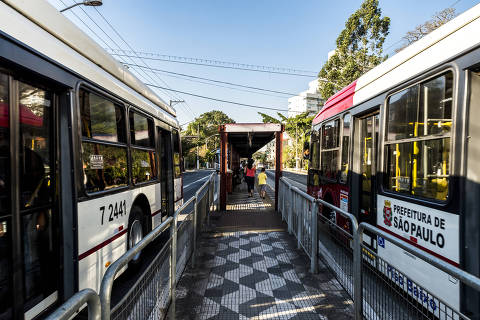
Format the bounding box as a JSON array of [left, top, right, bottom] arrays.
[[174, 230, 353, 319]]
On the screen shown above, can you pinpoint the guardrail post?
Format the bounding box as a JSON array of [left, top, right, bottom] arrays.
[[192, 195, 198, 268], [288, 186, 293, 235], [169, 213, 178, 320], [282, 180, 288, 221], [297, 192, 302, 249], [353, 220, 362, 320], [281, 181, 285, 219], [207, 177, 215, 226], [310, 200, 318, 274], [207, 180, 211, 226]]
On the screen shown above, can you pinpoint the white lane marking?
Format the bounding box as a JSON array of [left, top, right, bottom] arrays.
[[184, 175, 210, 189]]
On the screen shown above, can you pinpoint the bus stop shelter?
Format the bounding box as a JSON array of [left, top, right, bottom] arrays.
[[219, 123, 284, 211]]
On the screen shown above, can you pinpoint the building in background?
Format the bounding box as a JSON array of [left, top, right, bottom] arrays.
[[287, 79, 324, 118]]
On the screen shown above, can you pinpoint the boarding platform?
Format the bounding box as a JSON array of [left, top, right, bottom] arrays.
[[172, 183, 353, 319]]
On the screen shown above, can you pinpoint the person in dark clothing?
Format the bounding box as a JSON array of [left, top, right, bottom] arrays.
[[244, 158, 256, 197]]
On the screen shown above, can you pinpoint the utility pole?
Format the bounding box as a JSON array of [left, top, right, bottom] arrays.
[[295, 124, 299, 170], [197, 124, 200, 170]]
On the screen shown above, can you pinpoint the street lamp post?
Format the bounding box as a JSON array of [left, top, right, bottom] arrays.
[[60, 0, 103, 12]]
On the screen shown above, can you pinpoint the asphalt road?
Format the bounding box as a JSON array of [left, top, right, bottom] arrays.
[[183, 169, 216, 201], [266, 169, 307, 191]]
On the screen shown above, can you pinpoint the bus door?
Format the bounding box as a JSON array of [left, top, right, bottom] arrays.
[[353, 110, 379, 248], [157, 127, 174, 220], [0, 74, 61, 319]]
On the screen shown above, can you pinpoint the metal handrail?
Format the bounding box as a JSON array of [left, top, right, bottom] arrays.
[[99, 217, 174, 320], [44, 289, 101, 320], [314, 196, 361, 319]]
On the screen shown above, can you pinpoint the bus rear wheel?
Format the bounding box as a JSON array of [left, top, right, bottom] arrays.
[[128, 205, 145, 266]]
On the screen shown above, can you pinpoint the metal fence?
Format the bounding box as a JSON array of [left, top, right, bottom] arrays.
[[278, 177, 480, 320], [279, 179, 318, 273], [46, 173, 217, 320]]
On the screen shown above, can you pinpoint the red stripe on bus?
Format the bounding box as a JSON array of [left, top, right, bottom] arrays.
[[376, 225, 460, 268], [313, 80, 357, 125], [78, 229, 128, 261], [151, 209, 162, 217]]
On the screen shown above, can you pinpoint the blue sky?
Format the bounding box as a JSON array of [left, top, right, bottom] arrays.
[[48, 0, 479, 127]]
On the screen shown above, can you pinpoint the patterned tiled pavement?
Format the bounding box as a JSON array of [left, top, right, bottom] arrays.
[[172, 183, 353, 319]]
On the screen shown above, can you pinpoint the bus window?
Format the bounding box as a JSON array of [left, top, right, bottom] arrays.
[[18, 81, 58, 317], [384, 72, 453, 200], [129, 111, 156, 184], [321, 119, 340, 179], [172, 129, 181, 178], [310, 129, 320, 170], [80, 89, 128, 192], [129, 111, 154, 147], [340, 114, 351, 183]]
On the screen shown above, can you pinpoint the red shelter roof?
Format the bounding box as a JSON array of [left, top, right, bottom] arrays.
[[0, 103, 44, 128]]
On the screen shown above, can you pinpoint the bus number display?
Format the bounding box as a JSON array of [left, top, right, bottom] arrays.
[[100, 200, 127, 225]]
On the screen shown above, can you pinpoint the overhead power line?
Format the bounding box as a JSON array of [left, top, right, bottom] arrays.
[[121, 63, 297, 96], [109, 52, 317, 78], [91, 7, 196, 116], [107, 49, 317, 75], [144, 83, 291, 112]]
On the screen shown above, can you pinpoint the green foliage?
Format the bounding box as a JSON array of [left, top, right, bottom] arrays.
[[257, 112, 283, 124], [258, 112, 313, 142], [318, 0, 390, 100], [258, 111, 314, 168], [181, 110, 234, 167], [283, 145, 296, 168], [253, 151, 268, 165]]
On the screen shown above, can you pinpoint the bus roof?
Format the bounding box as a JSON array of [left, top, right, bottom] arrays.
[[312, 80, 356, 125], [2, 0, 177, 123], [312, 2, 480, 126]]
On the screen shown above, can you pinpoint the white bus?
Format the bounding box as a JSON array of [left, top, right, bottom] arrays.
[[307, 3, 480, 317], [0, 1, 183, 319]]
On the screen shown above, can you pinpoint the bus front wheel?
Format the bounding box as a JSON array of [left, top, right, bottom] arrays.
[[128, 205, 145, 266]]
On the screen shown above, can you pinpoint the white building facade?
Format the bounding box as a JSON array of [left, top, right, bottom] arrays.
[[287, 79, 324, 118]]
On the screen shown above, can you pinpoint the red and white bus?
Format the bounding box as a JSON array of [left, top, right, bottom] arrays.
[[308, 3, 480, 316], [0, 1, 183, 319]]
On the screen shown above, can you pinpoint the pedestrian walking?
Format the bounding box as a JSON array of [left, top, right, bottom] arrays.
[[258, 167, 267, 199], [244, 159, 256, 197]]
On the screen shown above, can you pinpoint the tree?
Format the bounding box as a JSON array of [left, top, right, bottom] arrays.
[[318, 0, 390, 100], [258, 112, 314, 168], [258, 112, 313, 143], [253, 151, 267, 165], [181, 110, 234, 168], [395, 8, 456, 53]]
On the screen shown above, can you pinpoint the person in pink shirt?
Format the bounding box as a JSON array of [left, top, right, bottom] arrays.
[[244, 158, 256, 197]]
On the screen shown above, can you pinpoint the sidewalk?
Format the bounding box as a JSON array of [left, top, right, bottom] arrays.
[[282, 168, 307, 175], [172, 184, 353, 319]]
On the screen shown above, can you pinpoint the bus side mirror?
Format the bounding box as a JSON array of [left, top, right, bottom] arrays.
[[303, 141, 310, 160]]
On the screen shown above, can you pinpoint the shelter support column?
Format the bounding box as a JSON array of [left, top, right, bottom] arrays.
[[220, 126, 228, 211], [275, 129, 283, 211]]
